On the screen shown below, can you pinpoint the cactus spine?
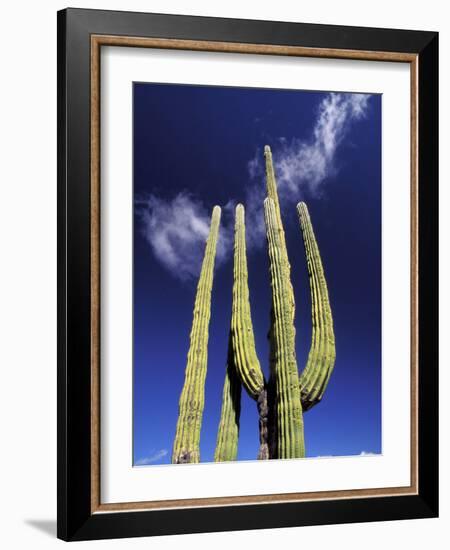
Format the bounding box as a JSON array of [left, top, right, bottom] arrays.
[[214, 334, 242, 462], [297, 202, 336, 410], [172, 206, 221, 464], [264, 197, 305, 458], [230, 204, 269, 459]]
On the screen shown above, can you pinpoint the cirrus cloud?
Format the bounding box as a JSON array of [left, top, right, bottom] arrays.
[[134, 448, 169, 466], [138, 92, 371, 279], [138, 193, 231, 281], [248, 92, 371, 201]]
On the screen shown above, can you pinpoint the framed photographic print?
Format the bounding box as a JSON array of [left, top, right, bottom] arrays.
[[57, 8, 438, 541]]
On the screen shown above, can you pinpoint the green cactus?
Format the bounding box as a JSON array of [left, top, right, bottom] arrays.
[[297, 202, 336, 411], [214, 333, 242, 462], [172, 205, 221, 464], [264, 146, 304, 459], [230, 204, 269, 459], [264, 145, 282, 222], [264, 197, 305, 459], [264, 146, 296, 325], [172, 147, 335, 464]]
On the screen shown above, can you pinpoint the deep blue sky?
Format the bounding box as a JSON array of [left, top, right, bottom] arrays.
[[133, 82, 381, 466]]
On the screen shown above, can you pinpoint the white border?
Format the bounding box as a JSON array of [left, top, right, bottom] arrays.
[[101, 46, 411, 504]]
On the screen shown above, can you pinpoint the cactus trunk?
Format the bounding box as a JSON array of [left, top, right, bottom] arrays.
[[264, 146, 303, 459], [214, 333, 242, 462], [172, 206, 221, 464], [297, 202, 336, 411], [264, 197, 305, 458], [230, 204, 269, 459]]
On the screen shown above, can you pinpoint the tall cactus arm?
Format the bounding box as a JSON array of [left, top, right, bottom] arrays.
[[264, 145, 298, 459], [231, 204, 269, 459], [297, 202, 336, 411], [231, 204, 265, 398], [172, 206, 221, 464], [264, 145, 282, 223], [264, 145, 296, 325], [214, 334, 242, 462], [264, 198, 305, 459]]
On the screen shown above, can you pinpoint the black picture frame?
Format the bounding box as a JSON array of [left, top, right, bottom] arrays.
[[57, 7, 438, 542]]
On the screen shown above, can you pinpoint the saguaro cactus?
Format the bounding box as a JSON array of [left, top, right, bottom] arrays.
[[172, 147, 336, 464], [264, 145, 282, 221], [214, 333, 242, 462], [264, 146, 296, 325], [264, 197, 305, 459], [172, 206, 221, 464], [297, 202, 336, 411], [264, 146, 304, 459], [230, 204, 269, 459]]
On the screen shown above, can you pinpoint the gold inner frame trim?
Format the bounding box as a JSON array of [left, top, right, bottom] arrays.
[[90, 34, 419, 514]]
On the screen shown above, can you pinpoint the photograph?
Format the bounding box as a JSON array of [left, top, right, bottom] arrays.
[[132, 83, 382, 466], [53, 5, 438, 542]]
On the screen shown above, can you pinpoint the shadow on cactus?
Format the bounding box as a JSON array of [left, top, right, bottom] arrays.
[[173, 146, 336, 463]]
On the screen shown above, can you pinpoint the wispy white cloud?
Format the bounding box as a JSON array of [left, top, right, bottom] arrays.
[[138, 193, 231, 281], [135, 449, 168, 465], [359, 451, 378, 456], [139, 93, 370, 277], [312, 450, 379, 459], [249, 92, 371, 201], [247, 153, 263, 180], [241, 92, 370, 247]]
